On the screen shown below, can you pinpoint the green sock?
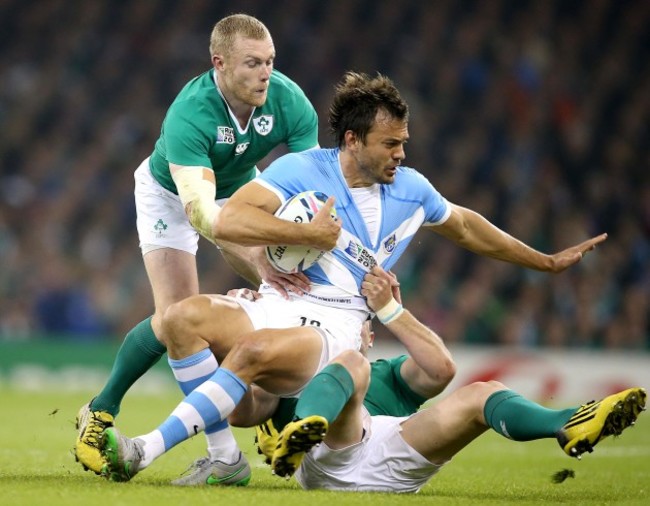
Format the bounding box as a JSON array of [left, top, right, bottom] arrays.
[[295, 363, 355, 424], [484, 390, 577, 441], [91, 317, 166, 416]]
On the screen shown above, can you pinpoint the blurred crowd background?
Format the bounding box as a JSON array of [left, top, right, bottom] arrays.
[[0, 0, 647, 349]]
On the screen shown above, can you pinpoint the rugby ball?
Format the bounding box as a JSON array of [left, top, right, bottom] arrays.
[[265, 191, 336, 273]]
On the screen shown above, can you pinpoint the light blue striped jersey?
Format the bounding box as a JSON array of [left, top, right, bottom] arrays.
[[256, 148, 450, 305]]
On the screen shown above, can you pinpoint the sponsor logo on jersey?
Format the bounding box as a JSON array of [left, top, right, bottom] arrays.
[[253, 115, 274, 136], [344, 240, 377, 269], [217, 126, 235, 144], [383, 234, 396, 254], [235, 142, 250, 155]]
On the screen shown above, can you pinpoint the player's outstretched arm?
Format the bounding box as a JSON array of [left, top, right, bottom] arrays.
[[429, 203, 607, 273], [361, 267, 456, 399]]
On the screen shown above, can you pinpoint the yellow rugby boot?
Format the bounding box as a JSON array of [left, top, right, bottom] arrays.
[[255, 419, 281, 466], [557, 387, 646, 458], [271, 415, 328, 478], [74, 401, 114, 474]]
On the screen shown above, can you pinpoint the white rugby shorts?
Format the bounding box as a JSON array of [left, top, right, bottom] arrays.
[[233, 291, 365, 395], [296, 410, 445, 493], [134, 158, 228, 255]]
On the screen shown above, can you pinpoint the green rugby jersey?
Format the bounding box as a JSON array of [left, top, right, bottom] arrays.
[[271, 355, 428, 430], [149, 69, 318, 199], [363, 355, 428, 417]]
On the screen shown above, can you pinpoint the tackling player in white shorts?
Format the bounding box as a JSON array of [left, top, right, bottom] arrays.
[[252, 268, 645, 493]]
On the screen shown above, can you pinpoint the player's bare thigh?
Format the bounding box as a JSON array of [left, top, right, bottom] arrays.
[[222, 326, 324, 395], [163, 293, 255, 361], [143, 247, 199, 337], [399, 381, 505, 463]]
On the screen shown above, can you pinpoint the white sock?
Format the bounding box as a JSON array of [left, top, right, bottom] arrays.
[[136, 430, 165, 469]]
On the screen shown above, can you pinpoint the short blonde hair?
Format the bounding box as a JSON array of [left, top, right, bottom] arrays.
[[209, 14, 271, 57]]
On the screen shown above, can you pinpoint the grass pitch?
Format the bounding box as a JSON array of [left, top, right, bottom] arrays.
[[1, 389, 648, 505]]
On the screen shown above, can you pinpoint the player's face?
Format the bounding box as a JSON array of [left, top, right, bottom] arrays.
[[354, 111, 408, 185], [215, 34, 275, 108]]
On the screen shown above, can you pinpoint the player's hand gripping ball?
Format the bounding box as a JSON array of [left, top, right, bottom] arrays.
[[265, 191, 337, 273]]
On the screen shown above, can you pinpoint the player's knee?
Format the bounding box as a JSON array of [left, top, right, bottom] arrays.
[[160, 295, 205, 346], [484, 380, 508, 393], [332, 349, 365, 367], [354, 356, 371, 397], [465, 381, 508, 405], [332, 350, 370, 393]]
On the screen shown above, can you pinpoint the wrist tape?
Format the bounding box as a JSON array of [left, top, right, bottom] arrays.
[[375, 297, 404, 325]]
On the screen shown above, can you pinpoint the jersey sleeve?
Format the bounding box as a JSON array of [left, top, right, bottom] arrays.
[[417, 171, 451, 225], [363, 355, 428, 417], [284, 88, 319, 153], [163, 99, 214, 169], [255, 152, 315, 203]]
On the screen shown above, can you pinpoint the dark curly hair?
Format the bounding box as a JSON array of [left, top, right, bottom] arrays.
[[328, 72, 409, 148]]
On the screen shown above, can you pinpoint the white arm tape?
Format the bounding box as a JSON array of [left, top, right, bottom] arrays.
[[172, 166, 221, 242]]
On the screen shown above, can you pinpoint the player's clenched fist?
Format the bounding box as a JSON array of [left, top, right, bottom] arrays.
[[309, 196, 341, 250]]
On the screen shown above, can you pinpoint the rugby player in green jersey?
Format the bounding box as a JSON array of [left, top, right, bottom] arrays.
[[74, 13, 327, 479], [247, 268, 645, 492]]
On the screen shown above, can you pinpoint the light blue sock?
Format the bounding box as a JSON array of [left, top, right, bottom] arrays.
[[169, 348, 218, 394], [168, 350, 236, 460], [157, 367, 247, 452]]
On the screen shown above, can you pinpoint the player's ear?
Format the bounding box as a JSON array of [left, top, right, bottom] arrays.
[[344, 130, 359, 151], [212, 53, 226, 71]]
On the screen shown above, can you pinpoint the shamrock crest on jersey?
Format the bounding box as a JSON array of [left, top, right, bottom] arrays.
[[253, 115, 274, 136]]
